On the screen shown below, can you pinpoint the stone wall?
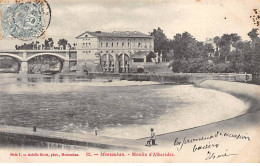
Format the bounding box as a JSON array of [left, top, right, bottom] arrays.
[[86, 72, 252, 84]]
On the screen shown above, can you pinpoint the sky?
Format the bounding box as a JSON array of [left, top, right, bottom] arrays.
[[0, 0, 259, 49]]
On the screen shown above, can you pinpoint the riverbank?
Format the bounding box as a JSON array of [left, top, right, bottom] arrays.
[[137, 80, 260, 162]]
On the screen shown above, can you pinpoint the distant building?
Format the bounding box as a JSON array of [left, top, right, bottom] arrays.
[[75, 31, 155, 73]]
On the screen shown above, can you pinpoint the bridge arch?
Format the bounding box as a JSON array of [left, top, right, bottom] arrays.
[[101, 54, 114, 72], [118, 53, 130, 73], [0, 53, 22, 73], [26, 53, 66, 61], [27, 53, 66, 74], [0, 53, 23, 61]]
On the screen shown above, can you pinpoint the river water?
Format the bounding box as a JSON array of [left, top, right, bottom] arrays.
[[0, 74, 249, 139]]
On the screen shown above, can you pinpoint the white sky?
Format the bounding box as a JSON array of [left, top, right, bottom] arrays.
[[0, 0, 259, 49]]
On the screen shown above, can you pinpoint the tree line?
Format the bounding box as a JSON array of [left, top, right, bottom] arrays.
[[15, 38, 76, 50], [151, 28, 260, 74]]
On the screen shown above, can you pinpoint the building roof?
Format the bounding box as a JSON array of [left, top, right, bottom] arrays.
[[76, 31, 154, 39], [132, 51, 156, 58]]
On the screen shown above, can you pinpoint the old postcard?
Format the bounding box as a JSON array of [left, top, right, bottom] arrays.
[[0, 0, 259, 163]]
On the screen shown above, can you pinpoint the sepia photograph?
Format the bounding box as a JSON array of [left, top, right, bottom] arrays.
[[0, 0, 259, 163]]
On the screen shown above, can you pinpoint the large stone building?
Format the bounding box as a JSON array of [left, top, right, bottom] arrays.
[[75, 31, 155, 73]]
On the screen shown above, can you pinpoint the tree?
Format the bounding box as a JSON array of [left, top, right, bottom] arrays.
[[171, 32, 198, 60], [58, 39, 68, 50], [150, 27, 170, 60], [44, 38, 54, 50], [153, 27, 260, 74], [35, 41, 40, 50], [168, 32, 211, 73], [48, 38, 54, 49], [213, 34, 242, 63], [248, 28, 259, 41], [44, 39, 49, 49]]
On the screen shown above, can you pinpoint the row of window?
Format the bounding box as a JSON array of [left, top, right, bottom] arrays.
[[82, 43, 91, 47], [82, 49, 153, 55], [100, 42, 152, 48], [82, 51, 91, 54], [82, 38, 152, 42], [100, 38, 152, 42], [99, 50, 144, 54]]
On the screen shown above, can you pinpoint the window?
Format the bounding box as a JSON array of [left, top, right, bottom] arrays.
[[134, 58, 144, 62], [122, 43, 125, 47], [138, 43, 141, 47], [112, 43, 113, 47], [128, 43, 130, 47], [101, 43, 103, 47], [117, 43, 119, 47], [106, 43, 109, 47], [89, 43, 91, 47]]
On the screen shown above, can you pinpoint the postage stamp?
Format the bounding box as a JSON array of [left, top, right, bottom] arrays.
[[0, 0, 51, 41]]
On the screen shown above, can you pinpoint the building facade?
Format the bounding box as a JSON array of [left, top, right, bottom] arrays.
[[75, 31, 155, 73]]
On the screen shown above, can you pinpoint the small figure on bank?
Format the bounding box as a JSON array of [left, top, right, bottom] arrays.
[[84, 63, 88, 75], [145, 128, 156, 146], [94, 127, 98, 136]]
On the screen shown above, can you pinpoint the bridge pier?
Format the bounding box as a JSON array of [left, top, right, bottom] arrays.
[[19, 61, 28, 74], [61, 60, 70, 73]]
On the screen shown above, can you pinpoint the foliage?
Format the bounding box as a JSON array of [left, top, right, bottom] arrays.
[[58, 39, 68, 49], [150, 27, 170, 61], [15, 38, 71, 50], [151, 27, 260, 74]]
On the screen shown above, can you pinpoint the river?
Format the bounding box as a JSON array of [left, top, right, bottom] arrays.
[[0, 74, 249, 139]]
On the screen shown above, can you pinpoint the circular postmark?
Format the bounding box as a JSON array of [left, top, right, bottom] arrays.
[[1, 0, 51, 41]]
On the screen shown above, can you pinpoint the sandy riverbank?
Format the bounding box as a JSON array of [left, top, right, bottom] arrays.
[[135, 80, 260, 163]]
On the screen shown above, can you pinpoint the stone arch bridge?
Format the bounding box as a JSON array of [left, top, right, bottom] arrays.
[[0, 50, 77, 73]]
